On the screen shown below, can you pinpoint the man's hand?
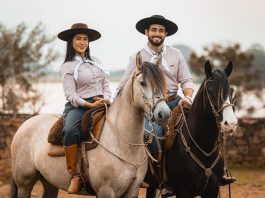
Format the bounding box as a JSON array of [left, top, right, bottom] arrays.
[[179, 96, 192, 108]]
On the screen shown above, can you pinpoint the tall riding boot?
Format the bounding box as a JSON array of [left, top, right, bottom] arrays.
[[64, 144, 81, 194], [153, 152, 175, 197]]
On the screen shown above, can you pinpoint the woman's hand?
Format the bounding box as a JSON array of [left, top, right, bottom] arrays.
[[84, 98, 110, 109], [93, 97, 110, 104]]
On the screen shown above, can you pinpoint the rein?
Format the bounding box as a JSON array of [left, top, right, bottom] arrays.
[[177, 79, 235, 195], [82, 103, 147, 169], [84, 53, 168, 169], [179, 104, 222, 192], [204, 79, 235, 125]]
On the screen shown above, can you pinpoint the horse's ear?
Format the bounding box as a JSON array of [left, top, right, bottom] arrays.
[[205, 60, 212, 79], [136, 52, 142, 70], [225, 61, 233, 77]]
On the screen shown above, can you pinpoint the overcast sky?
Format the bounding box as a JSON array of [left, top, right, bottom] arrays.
[[1, 0, 264, 71]]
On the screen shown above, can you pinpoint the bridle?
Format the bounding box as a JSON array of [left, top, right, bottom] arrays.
[[87, 52, 167, 169], [204, 78, 235, 126], [177, 76, 236, 194], [131, 52, 167, 122]]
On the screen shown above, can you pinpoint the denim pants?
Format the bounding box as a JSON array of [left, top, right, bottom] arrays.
[[144, 96, 181, 153], [62, 98, 94, 146]]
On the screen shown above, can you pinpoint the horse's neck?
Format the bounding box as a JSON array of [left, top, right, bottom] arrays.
[[187, 94, 219, 152], [108, 92, 144, 145]]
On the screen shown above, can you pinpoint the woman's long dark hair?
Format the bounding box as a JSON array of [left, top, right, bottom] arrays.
[[63, 36, 92, 63]]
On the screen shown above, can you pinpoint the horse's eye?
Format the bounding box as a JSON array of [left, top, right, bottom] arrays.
[[140, 81, 146, 87]]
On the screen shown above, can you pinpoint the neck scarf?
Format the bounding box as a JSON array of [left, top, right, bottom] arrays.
[[143, 44, 170, 72], [73, 56, 110, 80]]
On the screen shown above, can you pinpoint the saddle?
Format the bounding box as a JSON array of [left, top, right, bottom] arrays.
[[47, 105, 108, 156], [163, 100, 191, 150]]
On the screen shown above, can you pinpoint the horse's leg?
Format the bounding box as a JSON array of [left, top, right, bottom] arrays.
[[10, 177, 18, 198], [174, 188, 194, 198], [97, 185, 115, 198], [12, 162, 39, 198], [120, 181, 140, 198], [146, 187, 158, 198], [39, 176, 59, 198], [16, 173, 38, 198], [201, 185, 219, 198]]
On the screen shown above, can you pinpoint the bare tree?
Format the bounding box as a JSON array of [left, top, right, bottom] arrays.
[[189, 43, 262, 91], [0, 22, 59, 115]]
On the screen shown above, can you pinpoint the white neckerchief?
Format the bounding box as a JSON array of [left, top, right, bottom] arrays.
[[143, 44, 170, 72], [73, 56, 110, 80]]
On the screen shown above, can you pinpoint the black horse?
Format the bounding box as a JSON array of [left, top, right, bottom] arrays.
[[145, 60, 238, 198]]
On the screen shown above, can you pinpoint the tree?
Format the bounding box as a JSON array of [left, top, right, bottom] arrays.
[[248, 44, 265, 83], [189, 43, 263, 91], [0, 22, 59, 115]]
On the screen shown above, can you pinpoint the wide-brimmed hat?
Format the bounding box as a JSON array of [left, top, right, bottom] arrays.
[[136, 15, 178, 36], [58, 23, 101, 42]]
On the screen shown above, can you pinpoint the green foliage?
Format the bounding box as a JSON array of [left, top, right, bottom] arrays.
[[0, 22, 59, 114], [189, 43, 263, 91]]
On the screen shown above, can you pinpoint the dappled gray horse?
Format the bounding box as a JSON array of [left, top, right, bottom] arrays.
[[10, 58, 171, 198]]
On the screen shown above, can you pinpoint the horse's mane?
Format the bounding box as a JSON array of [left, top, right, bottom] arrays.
[[196, 69, 230, 104], [211, 69, 230, 100], [141, 61, 166, 95], [116, 61, 166, 98]]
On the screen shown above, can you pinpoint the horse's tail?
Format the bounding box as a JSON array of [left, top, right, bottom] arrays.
[[9, 176, 18, 198]]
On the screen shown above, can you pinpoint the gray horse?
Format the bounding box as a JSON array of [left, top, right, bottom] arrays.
[[10, 61, 171, 198]]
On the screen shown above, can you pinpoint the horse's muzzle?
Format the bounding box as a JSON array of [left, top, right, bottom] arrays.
[[153, 101, 171, 126]]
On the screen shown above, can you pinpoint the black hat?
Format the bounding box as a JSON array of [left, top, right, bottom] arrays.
[[58, 23, 101, 42], [136, 15, 178, 36]]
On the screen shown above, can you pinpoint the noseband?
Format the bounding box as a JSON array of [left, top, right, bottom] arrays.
[[132, 70, 166, 122], [204, 79, 235, 125], [131, 52, 166, 122]]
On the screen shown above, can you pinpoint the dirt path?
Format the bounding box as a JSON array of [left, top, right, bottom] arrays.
[[1, 159, 265, 198]]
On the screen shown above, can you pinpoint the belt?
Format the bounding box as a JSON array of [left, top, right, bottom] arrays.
[[166, 93, 179, 103]]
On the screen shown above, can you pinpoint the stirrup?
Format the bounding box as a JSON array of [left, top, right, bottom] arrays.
[[159, 181, 175, 197], [220, 176, 236, 186]]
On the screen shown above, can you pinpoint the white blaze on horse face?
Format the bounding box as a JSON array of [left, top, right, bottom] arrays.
[[220, 97, 238, 134]]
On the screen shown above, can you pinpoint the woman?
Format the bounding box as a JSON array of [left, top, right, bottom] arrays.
[[58, 23, 111, 194]]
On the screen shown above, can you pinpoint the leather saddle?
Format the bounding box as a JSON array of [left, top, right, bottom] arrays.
[[47, 105, 108, 156], [163, 101, 191, 150]]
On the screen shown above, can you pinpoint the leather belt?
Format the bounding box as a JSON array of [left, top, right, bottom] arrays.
[[166, 93, 179, 103]]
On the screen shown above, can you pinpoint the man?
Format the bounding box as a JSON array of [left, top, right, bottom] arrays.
[[116, 15, 235, 197]]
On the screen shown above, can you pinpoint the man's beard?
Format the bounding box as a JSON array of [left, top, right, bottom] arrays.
[[148, 36, 165, 47]]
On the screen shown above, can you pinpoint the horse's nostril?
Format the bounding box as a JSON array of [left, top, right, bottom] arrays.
[[158, 112, 163, 119], [224, 121, 228, 125]]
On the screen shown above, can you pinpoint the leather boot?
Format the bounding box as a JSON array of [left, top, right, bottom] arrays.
[[153, 152, 175, 197], [220, 175, 236, 186], [64, 144, 81, 194]]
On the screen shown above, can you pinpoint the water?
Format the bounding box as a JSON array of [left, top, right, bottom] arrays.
[[21, 82, 265, 118], [21, 82, 119, 114]]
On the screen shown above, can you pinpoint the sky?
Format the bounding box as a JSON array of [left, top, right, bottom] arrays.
[[1, 0, 265, 71]]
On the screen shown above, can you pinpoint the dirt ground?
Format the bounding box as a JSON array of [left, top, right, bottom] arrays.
[[1, 159, 265, 198]]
